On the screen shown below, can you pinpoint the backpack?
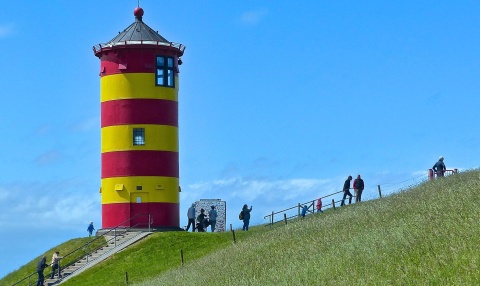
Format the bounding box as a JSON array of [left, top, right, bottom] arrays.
[[239, 210, 244, 220]]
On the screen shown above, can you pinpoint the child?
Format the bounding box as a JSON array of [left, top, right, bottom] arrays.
[[301, 205, 308, 217], [316, 198, 324, 213]]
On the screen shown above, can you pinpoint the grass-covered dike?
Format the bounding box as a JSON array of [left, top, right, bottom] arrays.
[[3, 170, 480, 285]]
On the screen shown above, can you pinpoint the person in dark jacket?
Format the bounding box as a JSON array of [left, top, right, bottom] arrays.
[[353, 175, 364, 203], [242, 204, 253, 231], [208, 205, 217, 232], [340, 175, 353, 206], [36, 255, 48, 286], [87, 221, 95, 237], [196, 208, 207, 232], [433, 156, 446, 177]]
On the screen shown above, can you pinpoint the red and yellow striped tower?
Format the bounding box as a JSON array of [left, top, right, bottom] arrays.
[[93, 7, 185, 229]]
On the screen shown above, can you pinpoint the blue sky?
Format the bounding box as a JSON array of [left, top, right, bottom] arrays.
[[1, 0, 479, 278]]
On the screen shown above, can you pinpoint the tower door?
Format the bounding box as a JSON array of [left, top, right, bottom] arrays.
[[130, 192, 149, 228]]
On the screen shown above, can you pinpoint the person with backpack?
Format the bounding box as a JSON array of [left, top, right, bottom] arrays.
[[241, 204, 253, 231], [208, 205, 217, 232], [353, 175, 365, 203], [340, 175, 353, 206]]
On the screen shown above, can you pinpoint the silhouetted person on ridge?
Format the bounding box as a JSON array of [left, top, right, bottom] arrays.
[[433, 156, 446, 177], [242, 204, 253, 231], [340, 175, 353, 206], [353, 175, 364, 203]]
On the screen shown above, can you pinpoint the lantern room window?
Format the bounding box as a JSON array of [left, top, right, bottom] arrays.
[[133, 128, 145, 146], [156, 56, 175, 88]]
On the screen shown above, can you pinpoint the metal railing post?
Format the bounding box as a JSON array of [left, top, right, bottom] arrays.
[[114, 229, 117, 248], [148, 214, 151, 232], [378, 185, 382, 198]]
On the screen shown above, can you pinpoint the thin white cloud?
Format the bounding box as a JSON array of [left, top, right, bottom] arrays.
[[0, 24, 14, 38], [0, 180, 100, 230], [68, 116, 99, 132], [239, 9, 268, 26], [35, 149, 61, 166]]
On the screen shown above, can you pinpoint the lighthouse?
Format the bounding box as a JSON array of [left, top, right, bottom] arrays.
[[93, 7, 185, 230]]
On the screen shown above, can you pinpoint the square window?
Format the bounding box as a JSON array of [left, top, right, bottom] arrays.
[[157, 57, 165, 67], [136, 186, 143, 190], [133, 128, 145, 146]]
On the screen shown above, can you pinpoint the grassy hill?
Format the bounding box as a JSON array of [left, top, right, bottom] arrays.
[[3, 169, 480, 285]]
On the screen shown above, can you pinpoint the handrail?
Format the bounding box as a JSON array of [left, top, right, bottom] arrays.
[[264, 171, 445, 226], [263, 189, 345, 220], [12, 213, 150, 286]]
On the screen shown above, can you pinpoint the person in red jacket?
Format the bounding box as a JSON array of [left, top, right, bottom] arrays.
[[353, 175, 365, 203], [316, 198, 324, 213]]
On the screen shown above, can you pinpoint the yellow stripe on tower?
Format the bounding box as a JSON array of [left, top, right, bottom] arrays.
[[101, 176, 179, 204], [101, 73, 179, 102], [101, 124, 178, 153]]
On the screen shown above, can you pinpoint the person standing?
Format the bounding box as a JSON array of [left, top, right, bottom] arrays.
[[87, 221, 95, 237], [353, 175, 365, 203], [208, 205, 217, 232], [36, 255, 48, 286], [50, 251, 62, 279], [340, 176, 353, 206], [433, 156, 446, 177], [186, 203, 196, 232], [196, 208, 207, 232], [242, 204, 253, 231], [316, 198, 324, 213]]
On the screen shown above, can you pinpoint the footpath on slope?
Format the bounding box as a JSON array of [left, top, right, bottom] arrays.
[[45, 231, 152, 286]]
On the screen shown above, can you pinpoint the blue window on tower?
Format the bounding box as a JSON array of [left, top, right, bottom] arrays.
[[156, 56, 175, 88], [133, 128, 145, 146]]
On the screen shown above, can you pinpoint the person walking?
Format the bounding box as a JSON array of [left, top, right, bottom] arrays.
[[186, 203, 196, 232], [36, 255, 48, 286], [87, 221, 95, 237], [50, 251, 62, 279], [316, 198, 324, 213], [208, 205, 217, 232], [353, 175, 365, 203], [242, 204, 253, 231], [340, 175, 353, 206], [301, 205, 308, 217], [433, 156, 446, 177]]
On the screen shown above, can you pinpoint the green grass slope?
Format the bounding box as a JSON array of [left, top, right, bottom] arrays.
[[0, 237, 106, 286], [137, 170, 480, 285], [4, 170, 480, 285]]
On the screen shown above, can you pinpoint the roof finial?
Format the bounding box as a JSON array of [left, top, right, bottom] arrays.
[[134, 6, 144, 21]]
